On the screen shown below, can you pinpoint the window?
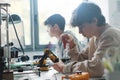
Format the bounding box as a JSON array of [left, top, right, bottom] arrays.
[[1, 0, 87, 51], [37, 0, 86, 49]]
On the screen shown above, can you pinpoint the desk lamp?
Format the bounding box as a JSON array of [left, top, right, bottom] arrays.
[[9, 14, 21, 24]]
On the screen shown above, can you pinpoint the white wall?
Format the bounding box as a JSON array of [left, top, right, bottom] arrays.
[[108, 0, 120, 28]]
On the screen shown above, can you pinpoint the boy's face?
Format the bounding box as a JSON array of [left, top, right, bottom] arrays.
[[46, 24, 55, 37], [78, 22, 96, 38]]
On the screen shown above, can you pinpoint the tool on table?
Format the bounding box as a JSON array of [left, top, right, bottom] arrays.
[[62, 71, 89, 80]]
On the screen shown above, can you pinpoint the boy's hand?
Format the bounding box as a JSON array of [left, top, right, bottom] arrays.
[[53, 60, 65, 73], [60, 34, 76, 49]]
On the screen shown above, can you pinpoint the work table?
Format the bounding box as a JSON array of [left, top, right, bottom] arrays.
[[14, 67, 105, 80]]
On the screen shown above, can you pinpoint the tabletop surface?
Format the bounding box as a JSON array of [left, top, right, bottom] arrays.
[[14, 67, 105, 80]]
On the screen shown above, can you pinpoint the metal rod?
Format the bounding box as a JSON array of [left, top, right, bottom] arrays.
[[0, 2, 10, 71]]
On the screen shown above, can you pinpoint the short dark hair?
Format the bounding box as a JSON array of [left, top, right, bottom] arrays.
[[44, 14, 65, 31], [71, 2, 106, 27]]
